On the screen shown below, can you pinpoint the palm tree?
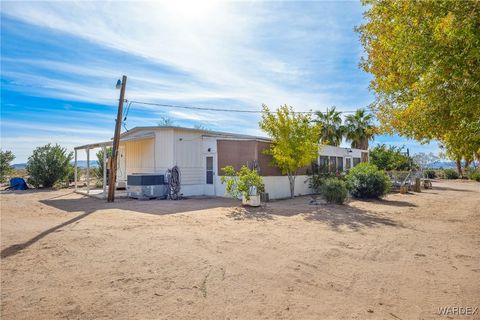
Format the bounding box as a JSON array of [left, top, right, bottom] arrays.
[[344, 109, 375, 150], [315, 106, 344, 146]]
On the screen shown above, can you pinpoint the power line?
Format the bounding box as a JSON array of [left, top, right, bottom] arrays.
[[121, 99, 369, 132], [126, 99, 363, 115]]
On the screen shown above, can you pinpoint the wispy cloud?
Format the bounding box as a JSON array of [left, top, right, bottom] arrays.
[[1, 1, 366, 110], [0, 1, 440, 161]]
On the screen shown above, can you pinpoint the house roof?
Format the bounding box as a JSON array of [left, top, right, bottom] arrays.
[[120, 126, 272, 142], [75, 126, 368, 151]]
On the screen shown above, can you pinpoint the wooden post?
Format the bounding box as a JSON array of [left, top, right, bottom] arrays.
[[102, 145, 107, 199], [108, 75, 127, 202], [86, 148, 90, 194], [74, 149, 78, 192], [414, 177, 421, 192]]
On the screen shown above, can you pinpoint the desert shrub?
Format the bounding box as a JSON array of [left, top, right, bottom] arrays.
[[0, 149, 15, 183], [307, 174, 323, 194], [464, 167, 480, 182], [66, 164, 81, 183], [470, 171, 480, 182], [26, 144, 73, 188], [424, 169, 436, 179], [346, 163, 390, 199], [443, 169, 459, 179], [320, 178, 348, 204], [220, 165, 264, 199]]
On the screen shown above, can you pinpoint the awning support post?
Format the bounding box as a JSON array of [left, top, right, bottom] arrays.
[[86, 148, 90, 194], [102, 145, 107, 199], [74, 149, 78, 192]]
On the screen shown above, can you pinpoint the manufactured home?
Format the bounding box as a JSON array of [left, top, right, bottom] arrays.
[[74, 126, 368, 199]]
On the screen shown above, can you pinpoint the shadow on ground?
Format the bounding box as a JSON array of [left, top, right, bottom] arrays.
[[1, 210, 94, 259], [40, 194, 238, 217], [302, 206, 401, 231], [2, 192, 405, 258], [226, 206, 274, 221], [361, 198, 417, 207], [431, 185, 476, 193], [2, 192, 236, 259], [225, 196, 404, 232]]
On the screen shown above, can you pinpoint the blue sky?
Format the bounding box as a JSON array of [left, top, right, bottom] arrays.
[[1, 1, 440, 162]]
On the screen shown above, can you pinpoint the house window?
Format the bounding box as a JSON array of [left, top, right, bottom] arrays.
[[329, 156, 337, 172], [337, 157, 343, 171], [353, 157, 361, 166], [319, 156, 329, 172], [206, 156, 214, 184], [346, 158, 352, 170]]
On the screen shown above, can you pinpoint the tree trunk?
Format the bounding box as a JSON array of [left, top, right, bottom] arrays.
[[456, 159, 463, 176], [362, 138, 369, 150], [464, 159, 471, 169], [287, 173, 296, 198]]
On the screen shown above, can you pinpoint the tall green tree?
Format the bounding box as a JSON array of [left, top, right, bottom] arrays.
[[370, 144, 412, 171], [26, 144, 73, 188], [314, 106, 344, 146], [259, 104, 321, 198], [0, 150, 15, 183], [356, 0, 480, 159], [441, 133, 477, 175], [344, 109, 375, 150]]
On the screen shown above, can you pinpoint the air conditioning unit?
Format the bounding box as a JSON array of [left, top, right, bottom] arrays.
[[127, 174, 167, 200]]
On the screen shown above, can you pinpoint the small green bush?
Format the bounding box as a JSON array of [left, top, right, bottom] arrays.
[[471, 171, 480, 182], [443, 169, 459, 179], [220, 165, 265, 199], [465, 167, 480, 182], [346, 163, 391, 199], [26, 144, 73, 188], [424, 169, 436, 179], [320, 178, 348, 204]]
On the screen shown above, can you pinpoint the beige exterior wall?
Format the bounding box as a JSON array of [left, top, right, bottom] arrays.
[[124, 138, 155, 175], [174, 130, 204, 185], [154, 129, 174, 170]]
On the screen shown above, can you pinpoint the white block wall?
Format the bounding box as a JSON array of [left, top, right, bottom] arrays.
[[215, 175, 312, 200]]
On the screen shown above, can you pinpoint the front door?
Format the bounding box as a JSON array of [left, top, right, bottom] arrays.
[[205, 155, 215, 196]]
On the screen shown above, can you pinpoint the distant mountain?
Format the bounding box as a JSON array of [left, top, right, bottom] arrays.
[[426, 161, 455, 169], [12, 163, 27, 169], [12, 160, 98, 170], [424, 161, 477, 169], [75, 160, 99, 168]]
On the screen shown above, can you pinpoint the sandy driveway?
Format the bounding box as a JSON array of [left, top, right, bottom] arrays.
[[1, 180, 479, 319]]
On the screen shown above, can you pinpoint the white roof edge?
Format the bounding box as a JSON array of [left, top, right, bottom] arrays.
[[74, 132, 155, 150], [121, 126, 270, 141]]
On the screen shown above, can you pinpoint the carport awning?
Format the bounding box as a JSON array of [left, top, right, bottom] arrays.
[[74, 131, 155, 150]]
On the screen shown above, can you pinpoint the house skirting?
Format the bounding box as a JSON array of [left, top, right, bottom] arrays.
[[214, 175, 312, 200]]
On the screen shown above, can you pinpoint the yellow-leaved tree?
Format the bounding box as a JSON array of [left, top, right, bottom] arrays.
[[259, 104, 321, 198], [356, 0, 480, 170]]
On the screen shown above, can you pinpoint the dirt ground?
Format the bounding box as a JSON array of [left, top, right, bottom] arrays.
[[1, 180, 479, 320]]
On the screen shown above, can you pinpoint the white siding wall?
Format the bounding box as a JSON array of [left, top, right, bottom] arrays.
[[174, 130, 204, 185], [124, 139, 155, 175], [154, 129, 174, 171], [214, 175, 312, 200]]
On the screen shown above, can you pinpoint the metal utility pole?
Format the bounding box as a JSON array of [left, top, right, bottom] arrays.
[[107, 75, 127, 202]]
